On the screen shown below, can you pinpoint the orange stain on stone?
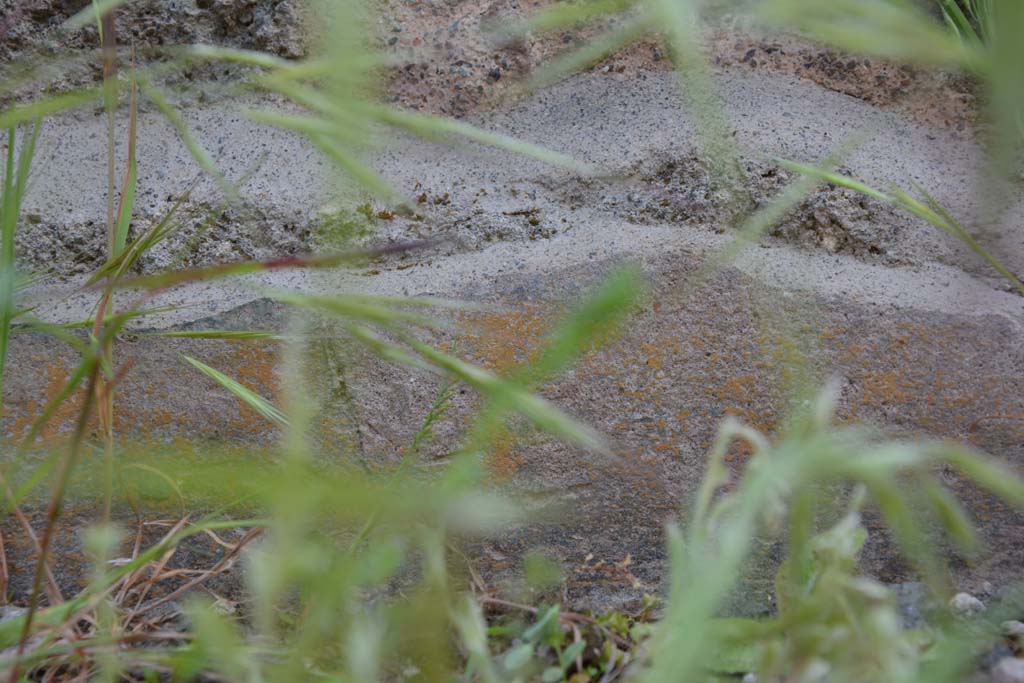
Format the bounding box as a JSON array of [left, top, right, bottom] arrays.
[[484, 427, 524, 484], [222, 340, 282, 436], [464, 307, 550, 374], [4, 358, 89, 445]]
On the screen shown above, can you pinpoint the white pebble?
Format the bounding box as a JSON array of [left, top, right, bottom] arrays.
[[1003, 621, 1024, 638], [949, 592, 986, 618], [992, 658, 1024, 683]]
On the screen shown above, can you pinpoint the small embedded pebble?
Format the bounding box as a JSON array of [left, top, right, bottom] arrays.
[[992, 657, 1024, 683], [741, 674, 757, 683], [950, 592, 986, 618], [1003, 621, 1024, 639]]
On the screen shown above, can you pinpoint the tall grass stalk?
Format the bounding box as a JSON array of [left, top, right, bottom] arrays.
[[94, 5, 126, 524], [0, 120, 40, 409]]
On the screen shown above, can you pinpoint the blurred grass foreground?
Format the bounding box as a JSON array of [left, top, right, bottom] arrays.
[[1, 0, 1024, 681]]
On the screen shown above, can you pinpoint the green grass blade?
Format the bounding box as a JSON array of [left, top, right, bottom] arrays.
[[113, 143, 136, 256], [343, 323, 435, 373], [187, 44, 292, 70], [242, 108, 365, 149], [409, 376, 458, 456], [370, 106, 594, 174], [403, 336, 607, 453], [63, 0, 131, 30], [517, 266, 643, 385], [653, 0, 745, 199], [15, 358, 96, 452], [1, 119, 40, 407], [940, 0, 982, 44], [113, 80, 139, 257], [106, 241, 429, 291], [244, 108, 396, 200], [867, 475, 949, 593], [15, 120, 41, 207], [14, 271, 46, 293], [942, 447, 1024, 508], [511, 0, 633, 34], [693, 157, 835, 286], [920, 479, 979, 553], [777, 159, 893, 203], [913, 184, 1024, 295], [88, 187, 191, 286], [0, 126, 17, 407], [0, 90, 102, 130], [10, 318, 92, 351], [266, 290, 433, 328], [782, 160, 1024, 296], [135, 76, 235, 201], [181, 355, 288, 428], [757, 0, 983, 70], [143, 330, 281, 340], [524, 16, 652, 91]]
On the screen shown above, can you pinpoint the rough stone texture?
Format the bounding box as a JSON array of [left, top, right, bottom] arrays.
[[0, 0, 310, 109], [2, 3, 1023, 616], [603, 155, 903, 260], [5, 247, 1023, 613], [10, 68, 1022, 284], [705, 30, 978, 132], [0, 0, 309, 62], [379, 0, 975, 130], [7, 104, 330, 277]]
